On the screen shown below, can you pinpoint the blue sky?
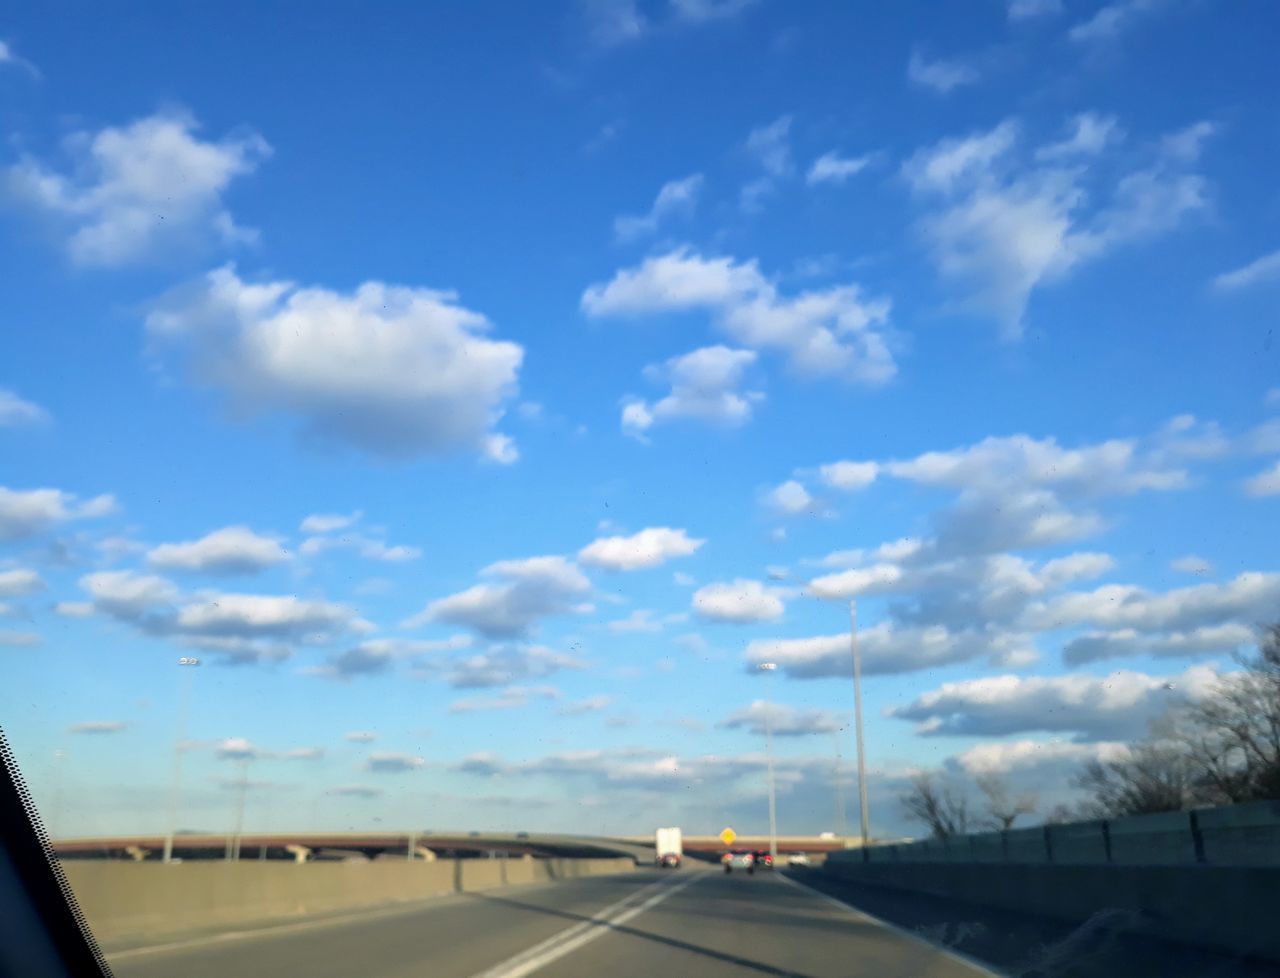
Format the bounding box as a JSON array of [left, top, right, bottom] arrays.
[[2, 0, 1279, 842]]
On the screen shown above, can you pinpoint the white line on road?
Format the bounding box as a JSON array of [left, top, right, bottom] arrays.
[[468, 872, 701, 978], [775, 873, 1007, 978]]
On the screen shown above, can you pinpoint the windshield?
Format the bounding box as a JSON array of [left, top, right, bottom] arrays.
[[2, 3, 1278, 978]]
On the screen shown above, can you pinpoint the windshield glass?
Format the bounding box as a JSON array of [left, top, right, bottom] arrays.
[[2, 4, 1278, 978]]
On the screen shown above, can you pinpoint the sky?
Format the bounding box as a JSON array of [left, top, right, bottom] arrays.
[[1, 0, 1279, 843]]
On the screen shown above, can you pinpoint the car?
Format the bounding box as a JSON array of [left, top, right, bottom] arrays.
[[721, 851, 755, 874], [515, 832, 529, 839], [787, 852, 811, 867], [751, 850, 774, 870]]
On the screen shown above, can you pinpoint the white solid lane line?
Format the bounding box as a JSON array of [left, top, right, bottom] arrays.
[[774, 873, 1007, 978], [468, 872, 701, 978]]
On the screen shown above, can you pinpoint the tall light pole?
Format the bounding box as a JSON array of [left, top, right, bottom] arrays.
[[850, 601, 870, 848], [832, 730, 848, 839], [759, 662, 779, 863], [163, 656, 201, 864]]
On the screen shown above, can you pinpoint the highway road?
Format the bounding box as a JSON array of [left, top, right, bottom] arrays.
[[107, 865, 996, 978]]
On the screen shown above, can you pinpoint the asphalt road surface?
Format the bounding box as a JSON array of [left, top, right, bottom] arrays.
[[107, 866, 997, 978]]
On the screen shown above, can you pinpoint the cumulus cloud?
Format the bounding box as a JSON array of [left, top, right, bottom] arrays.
[[669, 0, 758, 21], [69, 721, 127, 734], [1171, 555, 1212, 575], [907, 50, 979, 94], [328, 784, 382, 798], [7, 110, 268, 266], [307, 636, 471, 680], [889, 663, 1223, 742], [1008, 0, 1062, 19], [1214, 249, 1280, 292], [818, 461, 879, 491], [344, 731, 378, 743], [215, 737, 263, 760], [0, 569, 43, 598], [763, 480, 816, 516], [435, 643, 586, 689], [0, 389, 49, 427], [283, 746, 325, 760], [580, 527, 704, 571], [366, 752, 425, 773], [806, 152, 871, 186], [408, 556, 590, 638], [147, 525, 289, 574], [1068, 0, 1165, 43], [558, 694, 614, 716], [0, 630, 40, 647], [614, 174, 703, 242], [449, 685, 560, 714], [949, 738, 1129, 777], [300, 530, 422, 563], [721, 701, 843, 737], [1036, 113, 1122, 162], [583, 248, 894, 383], [693, 578, 784, 623], [621, 345, 763, 438], [76, 569, 366, 662], [1061, 622, 1258, 666], [739, 115, 793, 211], [1244, 460, 1280, 497], [606, 609, 664, 633], [0, 486, 117, 541], [147, 265, 523, 461], [580, 0, 647, 47], [300, 511, 362, 534], [903, 116, 1211, 337]]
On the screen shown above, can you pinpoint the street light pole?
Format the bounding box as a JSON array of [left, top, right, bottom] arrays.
[[850, 601, 870, 848], [759, 662, 779, 863], [163, 656, 200, 865]]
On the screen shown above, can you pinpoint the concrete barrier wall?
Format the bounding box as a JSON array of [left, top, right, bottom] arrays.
[[63, 857, 636, 945], [823, 856, 1280, 961], [861, 800, 1280, 868]]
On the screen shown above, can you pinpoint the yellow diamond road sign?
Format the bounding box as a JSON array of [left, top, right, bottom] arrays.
[[719, 827, 737, 846]]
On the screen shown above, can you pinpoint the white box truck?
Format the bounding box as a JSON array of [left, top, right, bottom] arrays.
[[655, 827, 682, 868]]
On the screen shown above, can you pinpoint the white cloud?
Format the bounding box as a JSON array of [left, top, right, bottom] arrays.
[[1030, 573, 1280, 636], [0, 569, 43, 598], [0, 38, 38, 75], [903, 117, 1210, 338], [307, 636, 471, 680], [328, 784, 382, 798], [890, 663, 1223, 742], [0, 630, 40, 647], [53, 601, 93, 618], [580, 0, 647, 46], [669, 0, 757, 22], [1061, 623, 1259, 666], [1171, 555, 1212, 575], [77, 569, 366, 662], [300, 511, 362, 534], [366, 752, 425, 773], [1068, 0, 1164, 43], [739, 116, 793, 211], [1035, 112, 1122, 161], [0, 486, 117, 541], [721, 701, 843, 737], [344, 731, 378, 743], [951, 739, 1128, 777], [69, 721, 128, 735], [745, 622, 1035, 679], [409, 556, 590, 638], [147, 525, 289, 574], [621, 345, 763, 438], [8, 110, 269, 266], [0, 389, 49, 427], [806, 152, 871, 187], [579, 526, 705, 571], [300, 531, 422, 563], [907, 50, 979, 94], [147, 265, 523, 461], [450, 685, 560, 714], [818, 460, 878, 491], [283, 746, 325, 760], [764, 480, 815, 515], [558, 694, 614, 716], [1214, 249, 1280, 292], [807, 563, 905, 599], [1008, 0, 1062, 20], [215, 737, 263, 760], [1244, 460, 1280, 497], [613, 174, 703, 242], [693, 578, 784, 623], [606, 609, 664, 633], [437, 644, 585, 688]]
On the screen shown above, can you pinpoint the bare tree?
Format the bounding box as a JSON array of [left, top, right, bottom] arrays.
[[1043, 803, 1080, 825], [1073, 737, 1198, 817], [975, 772, 1037, 830], [1183, 624, 1280, 804], [900, 772, 970, 839]]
